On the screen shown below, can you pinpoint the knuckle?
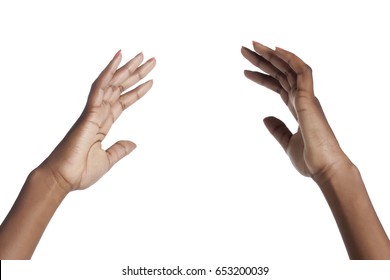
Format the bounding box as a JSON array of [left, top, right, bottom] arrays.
[[137, 70, 145, 80], [284, 69, 294, 78], [119, 98, 127, 111], [273, 71, 282, 80], [91, 79, 99, 90], [305, 64, 313, 73], [291, 83, 298, 92], [268, 54, 276, 64]]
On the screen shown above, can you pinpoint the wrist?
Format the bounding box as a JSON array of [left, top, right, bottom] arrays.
[[312, 159, 359, 190], [312, 159, 390, 259], [28, 166, 70, 202], [0, 166, 69, 259]]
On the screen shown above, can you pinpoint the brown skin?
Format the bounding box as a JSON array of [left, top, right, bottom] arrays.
[[0, 51, 156, 259], [1, 43, 388, 260], [242, 41, 390, 259]]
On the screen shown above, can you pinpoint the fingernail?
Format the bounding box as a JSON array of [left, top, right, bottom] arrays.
[[243, 70, 252, 76], [275, 47, 286, 52], [252, 40, 262, 46], [147, 57, 156, 63], [114, 49, 122, 59]]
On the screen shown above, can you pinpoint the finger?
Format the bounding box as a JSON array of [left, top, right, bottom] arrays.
[[110, 52, 144, 86], [252, 41, 296, 88], [104, 84, 121, 104], [107, 80, 154, 124], [120, 80, 153, 110], [274, 47, 321, 127], [106, 140, 137, 169], [244, 70, 288, 99], [94, 50, 123, 91], [88, 51, 122, 106], [274, 47, 314, 97], [108, 80, 154, 123], [263, 116, 292, 152], [120, 57, 156, 91], [105, 55, 154, 105], [241, 46, 290, 92], [272, 48, 338, 147]]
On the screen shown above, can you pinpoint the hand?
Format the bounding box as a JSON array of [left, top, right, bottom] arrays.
[[41, 51, 156, 192], [242, 42, 350, 180]]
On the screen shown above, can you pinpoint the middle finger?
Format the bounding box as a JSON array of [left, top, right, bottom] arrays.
[[252, 41, 297, 88], [242, 46, 290, 92]]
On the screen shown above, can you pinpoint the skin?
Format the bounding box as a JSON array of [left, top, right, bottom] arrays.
[[1, 43, 388, 261], [242, 41, 390, 259], [0, 51, 156, 259]]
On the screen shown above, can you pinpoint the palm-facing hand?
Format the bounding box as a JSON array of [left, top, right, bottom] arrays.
[[41, 51, 156, 192]]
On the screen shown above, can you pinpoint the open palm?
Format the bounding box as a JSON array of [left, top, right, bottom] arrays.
[[41, 51, 156, 191]]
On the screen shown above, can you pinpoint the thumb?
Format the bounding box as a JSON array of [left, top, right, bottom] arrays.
[[106, 140, 137, 169], [263, 116, 292, 152]]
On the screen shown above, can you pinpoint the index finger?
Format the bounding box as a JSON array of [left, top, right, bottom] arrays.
[[110, 52, 144, 86], [88, 51, 123, 107], [274, 47, 314, 97], [93, 50, 123, 90]]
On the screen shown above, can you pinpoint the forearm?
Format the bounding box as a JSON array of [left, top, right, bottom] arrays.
[[0, 167, 68, 259], [316, 163, 390, 259]]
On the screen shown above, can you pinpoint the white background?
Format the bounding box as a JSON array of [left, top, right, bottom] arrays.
[[1, 0, 390, 279]]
